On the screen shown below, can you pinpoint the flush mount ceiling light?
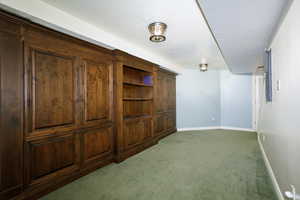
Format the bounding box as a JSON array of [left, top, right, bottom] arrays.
[[199, 58, 208, 72], [148, 22, 167, 42]]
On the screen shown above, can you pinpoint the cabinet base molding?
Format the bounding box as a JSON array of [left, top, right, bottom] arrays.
[[155, 128, 177, 141], [115, 139, 158, 163], [0, 185, 23, 200], [19, 156, 114, 200]]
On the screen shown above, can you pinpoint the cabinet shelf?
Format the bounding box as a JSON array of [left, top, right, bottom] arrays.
[[123, 81, 153, 87]]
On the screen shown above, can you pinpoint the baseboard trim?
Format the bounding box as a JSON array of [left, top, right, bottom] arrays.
[[220, 126, 255, 132], [257, 134, 285, 200], [177, 126, 255, 132], [177, 127, 220, 131]]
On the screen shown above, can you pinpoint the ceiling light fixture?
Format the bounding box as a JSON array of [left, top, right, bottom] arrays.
[[148, 22, 167, 42], [199, 58, 208, 72]]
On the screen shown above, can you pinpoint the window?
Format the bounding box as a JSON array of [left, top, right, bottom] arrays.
[[265, 49, 272, 102]]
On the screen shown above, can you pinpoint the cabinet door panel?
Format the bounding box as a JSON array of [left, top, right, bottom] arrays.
[[25, 133, 80, 186], [166, 112, 176, 130], [123, 118, 152, 149], [141, 118, 152, 141], [123, 120, 140, 148], [82, 126, 113, 165], [25, 47, 78, 136], [166, 76, 176, 111], [35, 51, 74, 128], [83, 59, 112, 126], [0, 26, 23, 198], [155, 73, 165, 113], [154, 114, 165, 135]]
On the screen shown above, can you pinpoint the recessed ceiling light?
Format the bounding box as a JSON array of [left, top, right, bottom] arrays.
[[199, 58, 208, 72]]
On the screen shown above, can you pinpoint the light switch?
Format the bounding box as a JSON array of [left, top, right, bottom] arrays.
[[276, 80, 281, 91]]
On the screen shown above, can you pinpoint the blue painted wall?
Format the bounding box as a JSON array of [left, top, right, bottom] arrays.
[[220, 70, 253, 129], [176, 69, 253, 129], [176, 69, 221, 129]]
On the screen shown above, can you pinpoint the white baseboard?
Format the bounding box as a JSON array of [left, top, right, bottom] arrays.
[[177, 126, 220, 132], [257, 134, 285, 200], [177, 126, 255, 132], [220, 126, 256, 132]]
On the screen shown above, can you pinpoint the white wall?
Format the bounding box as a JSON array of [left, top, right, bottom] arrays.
[[177, 69, 253, 130], [257, 0, 300, 197], [220, 70, 253, 129]]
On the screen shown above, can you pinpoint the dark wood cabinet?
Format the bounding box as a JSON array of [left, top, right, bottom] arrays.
[[114, 50, 157, 162], [21, 16, 115, 199], [24, 133, 80, 187], [154, 113, 165, 135], [24, 44, 80, 137], [123, 117, 152, 149], [81, 57, 113, 127], [154, 69, 177, 139], [82, 126, 114, 167], [0, 13, 23, 200], [0, 11, 176, 200]]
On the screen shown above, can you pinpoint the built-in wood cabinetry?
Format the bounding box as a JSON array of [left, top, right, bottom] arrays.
[[22, 22, 114, 198], [0, 11, 176, 200], [0, 13, 23, 200], [114, 50, 157, 162], [154, 68, 177, 139]]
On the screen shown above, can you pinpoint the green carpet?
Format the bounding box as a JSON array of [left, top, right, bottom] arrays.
[[42, 130, 277, 200]]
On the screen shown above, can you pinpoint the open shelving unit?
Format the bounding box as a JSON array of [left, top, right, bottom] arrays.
[[122, 65, 154, 120], [114, 50, 156, 162]]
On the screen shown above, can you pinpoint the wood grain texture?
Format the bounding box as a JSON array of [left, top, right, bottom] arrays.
[[82, 57, 113, 127], [34, 50, 75, 129], [123, 117, 152, 149], [82, 126, 113, 166], [26, 134, 79, 182], [85, 61, 108, 121], [0, 10, 177, 200], [154, 114, 165, 135], [114, 50, 156, 162], [153, 69, 177, 139], [24, 41, 80, 138], [24, 133, 80, 191], [0, 15, 23, 200], [20, 10, 114, 199]]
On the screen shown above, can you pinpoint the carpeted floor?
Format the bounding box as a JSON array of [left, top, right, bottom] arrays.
[[41, 130, 277, 200]]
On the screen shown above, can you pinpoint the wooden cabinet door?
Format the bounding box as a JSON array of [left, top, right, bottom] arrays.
[[155, 72, 166, 113], [24, 45, 79, 136], [81, 59, 113, 127], [140, 118, 152, 141], [0, 19, 23, 199], [24, 133, 80, 187], [166, 76, 176, 111], [166, 112, 176, 131], [171, 77, 176, 110], [154, 114, 165, 136], [82, 126, 113, 166], [123, 118, 152, 149]]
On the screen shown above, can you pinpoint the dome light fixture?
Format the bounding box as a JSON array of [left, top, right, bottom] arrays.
[[148, 22, 167, 42], [199, 58, 208, 72]]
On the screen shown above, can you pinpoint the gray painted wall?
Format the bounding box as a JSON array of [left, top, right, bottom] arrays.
[[220, 70, 253, 129], [176, 69, 253, 129], [257, 0, 300, 196]]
